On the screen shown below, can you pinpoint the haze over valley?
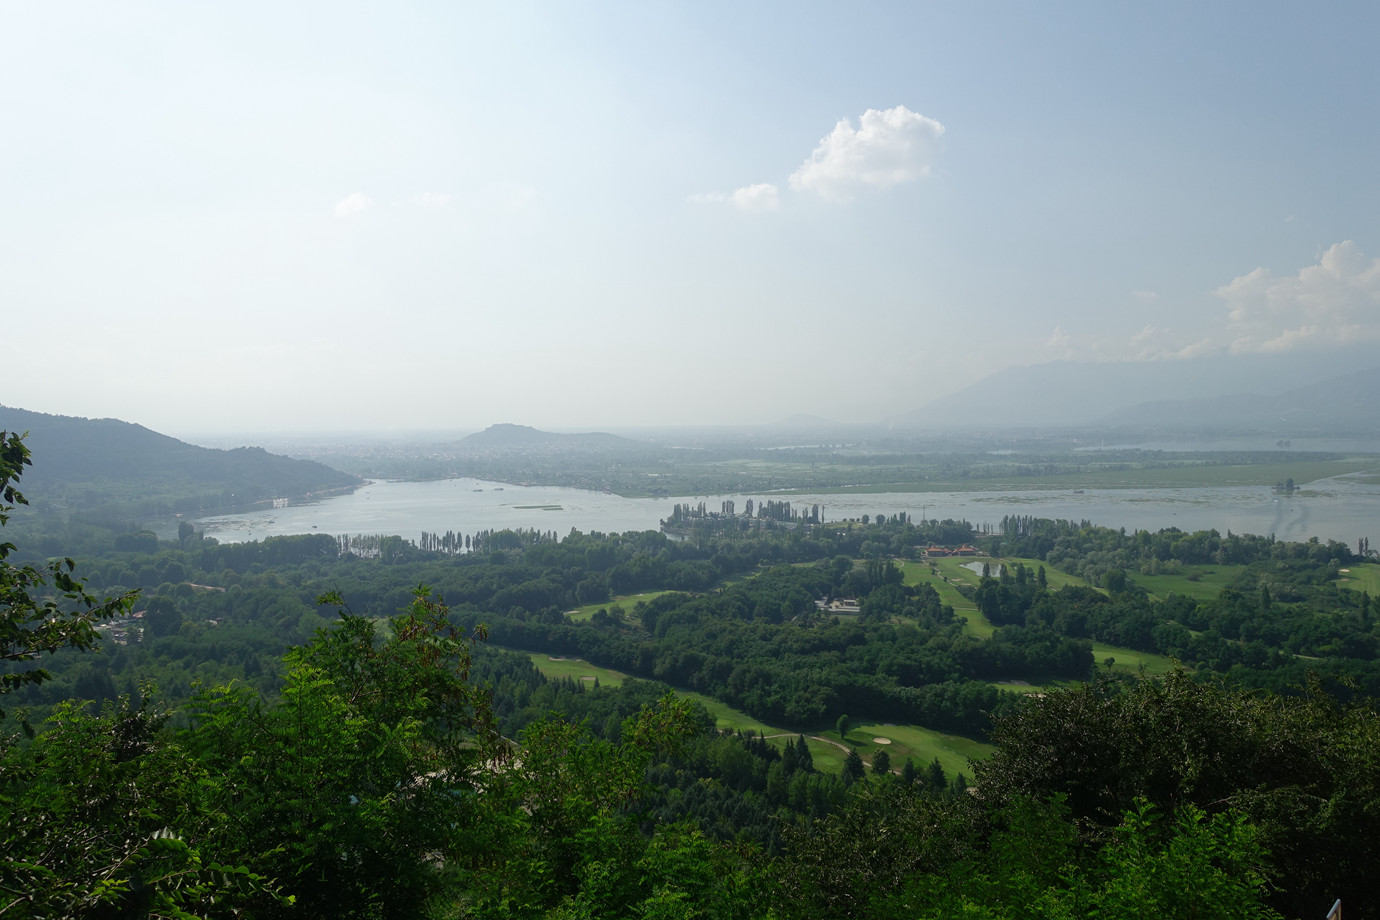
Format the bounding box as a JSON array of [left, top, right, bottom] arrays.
[[5, 4, 1380, 917]]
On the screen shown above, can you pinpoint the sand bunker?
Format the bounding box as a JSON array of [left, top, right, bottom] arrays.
[[872, 737, 892, 745]]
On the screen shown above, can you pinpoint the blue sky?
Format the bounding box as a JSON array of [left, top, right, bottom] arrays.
[[2, 2, 1376, 435]]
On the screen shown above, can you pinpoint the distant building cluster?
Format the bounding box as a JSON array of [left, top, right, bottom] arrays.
[[923, 544, 980, 557]]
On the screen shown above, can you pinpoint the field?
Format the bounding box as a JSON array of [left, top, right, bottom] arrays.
[[1089, 642, 1178, 676], [1337, 563, 1380, 595], [566, 590, 676, 622], [1128, 565, 1246, 601], [900, 556, 1105, 639], [520, 650, 989, 775], [898, 560, 990, 637], [524, 652, 626, 687], [695, 454, 1380, 496], [828, 722, 994, 778]]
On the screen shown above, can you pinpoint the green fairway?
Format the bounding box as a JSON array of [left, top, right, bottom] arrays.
[[519, 647, 987, 776], [1337, 563, 1380, 596], [1090, 642, 1177, 676], [831, 722, 994, 778], [899, 559, 992, 636], [1128, 565, 1246, 601], [989, 677, 1074, 694], [567, 590, 676, 622], [525, 653, 626, 687], [900, 560, 973, 606], [900, 556, 1104, 639], [1000, 557, 1096, 590], [675, 691, 780, 734], [799, 738, 848, 773]]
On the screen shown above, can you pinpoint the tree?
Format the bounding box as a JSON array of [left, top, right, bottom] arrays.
[[1, 432, 136, 721], [836, 713, 851, 739], [188, 588, 506, 919], [926, 757, 946, 791], [974, 669, 1380, 918], [861, 797, 1283, 920], [464, 693, 753, 918], [844, 748, 865, 781], [1, 692, 289, 917], [871, 748, 892, 776]]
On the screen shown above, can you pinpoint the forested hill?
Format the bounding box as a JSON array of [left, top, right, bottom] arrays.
[[0, 406, 361, 518]]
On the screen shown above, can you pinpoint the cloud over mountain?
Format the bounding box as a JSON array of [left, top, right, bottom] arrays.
[[1219, 241, 1380, 353]]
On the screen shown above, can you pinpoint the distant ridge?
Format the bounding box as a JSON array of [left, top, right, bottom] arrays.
[[771, 413, 840, 428], [895, 348, 1380, 429], [1096, 365, 1380, 432], [0, 406, 362, 517], [458, 423, 637, 450]]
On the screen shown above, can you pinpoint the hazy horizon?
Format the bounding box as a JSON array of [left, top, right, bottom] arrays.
[[4, 3, 1377, 436]]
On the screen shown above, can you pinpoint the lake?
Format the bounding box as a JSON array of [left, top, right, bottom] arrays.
[[190, 472, 1380, 549]]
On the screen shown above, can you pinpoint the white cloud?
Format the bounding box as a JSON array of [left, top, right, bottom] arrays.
[[788, 105, 945, 202], [1217, 241, 1380, 353], [688, 183, 779, 212], [333, 192, 373, 218], [1128, 325, 1216, 361], [688, 191, 727, 205], [1045, 325, 1072, 354], [730, 183, 779, 211]]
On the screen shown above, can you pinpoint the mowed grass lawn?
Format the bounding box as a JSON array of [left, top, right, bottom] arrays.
[[524, 652, 626, 687], [567, 590, 677, 622], [900, 556, 1101, 639], [1128, 565, 1245, 602], [828, 722, 994, 779], [899, 560, 993, 637], [519, 649, 987, 775], [1338, 563, 1380, 596], [1090, 642, 1178, 676]]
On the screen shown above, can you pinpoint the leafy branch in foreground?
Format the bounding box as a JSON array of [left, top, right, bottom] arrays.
[[1, 430, 137, 721]]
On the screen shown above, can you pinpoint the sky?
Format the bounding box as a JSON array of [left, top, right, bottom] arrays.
[[2, 1, 1377, 437]]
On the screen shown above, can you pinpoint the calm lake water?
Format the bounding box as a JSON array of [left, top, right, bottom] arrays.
[[190, 473, 1380, 549]]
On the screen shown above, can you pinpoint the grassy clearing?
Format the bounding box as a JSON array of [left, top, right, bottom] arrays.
[[1337, 563, 1380, 596], [1002, 558, 1096, 590], [989, 677, 1075, 695], [567, 590, 676, 622], [898, 560, 992, 637], [1128, 565, 1246, 601], [524, 653, 627, 687], [518, 647, 985, 775], [522, 652, 780, 733], [1090, 642, 1178, 676], [900, 556, 1106, 639], [830, 723, 994, 778], [951, 608, 996, 638], [801, 739, 849, 773], [675, 691, 779, 734], [899, 560, 973, 607]]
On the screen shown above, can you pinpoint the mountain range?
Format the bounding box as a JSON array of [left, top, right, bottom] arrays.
[[896, 349, 1380, 433]]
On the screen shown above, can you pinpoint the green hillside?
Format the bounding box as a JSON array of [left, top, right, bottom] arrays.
[[0, 406, 361, 520]]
